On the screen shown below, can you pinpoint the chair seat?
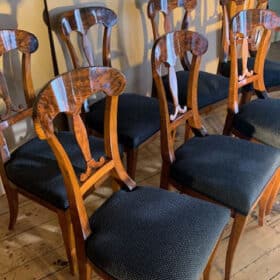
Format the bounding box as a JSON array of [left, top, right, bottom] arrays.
[[5, 131, 115, 210], [170, 135, 280, 215], [86, 186, 230, 280], [233, 98, 280, 148], [85, 93, 161, 149], [220, 57, 280, 89], [163, 70, 229, 109]]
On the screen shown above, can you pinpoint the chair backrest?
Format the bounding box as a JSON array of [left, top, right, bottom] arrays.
[[0, 29, 37, 167], [220, 0, 269, 63], [33, 66, 135, 256], [148, 0, 197, 70], [228, 9, 280, 113], [58, 6, 117, 69], [151, 29, 208, 163]]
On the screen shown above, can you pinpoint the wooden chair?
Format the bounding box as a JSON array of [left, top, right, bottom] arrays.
[[151, 28, 280, 280], [219, 0, 280, 98], [33, 65, 230, 280], [0, 29, 81, 275], [57, 6, 162, 179], [223, 9, 280, 218], [147, 0, 230, 111]]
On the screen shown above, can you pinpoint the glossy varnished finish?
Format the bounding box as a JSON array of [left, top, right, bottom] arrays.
[[0, 29, 37, 225], [148, 0, 197, 70], [151, 28, 280, 280], [33, 66, 135, 280], [0, 29, 80, 275], [59, 7, 117, 68], [57, 6, 159, 180], [219, 0, 268, 64]]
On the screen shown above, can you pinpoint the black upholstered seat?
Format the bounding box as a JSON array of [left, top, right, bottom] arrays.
[[220, 58, 280, 89], [232, 98, 280, 149], [5, 131, 116, 210], [170, 135, 280, 215], [86, 186, 230, 280], [86, 93, 162, 148], [163, 70, 229, 109]]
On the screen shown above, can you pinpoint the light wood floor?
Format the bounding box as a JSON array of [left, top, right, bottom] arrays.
[[1, 91, 280, 280]]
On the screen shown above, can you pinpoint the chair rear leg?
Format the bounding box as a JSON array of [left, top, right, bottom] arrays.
[[80, 261, 93, 280], [126, 148, 138, 180], [160, 161, 170, 190], [223, 111, 234, 136], [258, 176, 277, 226], [6, 187, 19, 230], [225, 213, 248, 280], [265, 183, 280, 216], [57, 209, 77, 275]]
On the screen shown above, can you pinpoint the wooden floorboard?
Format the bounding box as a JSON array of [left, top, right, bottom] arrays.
[[1, 52, 280, 279]]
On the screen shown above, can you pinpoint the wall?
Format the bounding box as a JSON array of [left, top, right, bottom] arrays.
[[47, 0, 223, 96], [0, 0, 54, 195]]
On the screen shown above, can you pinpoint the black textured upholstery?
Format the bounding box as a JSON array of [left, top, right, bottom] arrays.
[[170, 135, 280, 215], [5, 131, 118, 210], [86, 186, 230, 280], [233, 98, 280, 148], [162, 70, 229, 109], [220, 58, 280, 89], [85, 94, 161, 148]]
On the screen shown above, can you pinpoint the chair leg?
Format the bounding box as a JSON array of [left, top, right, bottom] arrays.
[[126, 148, 138, 180], [258, 178, 276, 226], [223, 111, 234, 136], [265, 182, 280, 216], [239, 90, 252, 106], [203, 233, 222, 280], [57, 209, 77, 276], [160, 162, 170, 190], [225, 213, 248, 280], [79, 260, 92, 280], [5, 187, 19, 230]]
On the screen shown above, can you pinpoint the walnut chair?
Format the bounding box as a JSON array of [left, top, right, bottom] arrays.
[[0, 29, 91, 275], [223, 9, 280, 218], [33, 65, 230, 280], [57, 6, 162, 180], [147, 0, 229, 112], [151, 29, 280, 280], [219, 0, 280, 100]]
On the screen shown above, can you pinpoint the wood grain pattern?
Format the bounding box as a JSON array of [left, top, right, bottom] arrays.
[[33, 66, 135, 280], [0, 29, 80, 276], [152, 28, 280, 280], [59, 7, 117, 68], [148, 0, 197, 70]]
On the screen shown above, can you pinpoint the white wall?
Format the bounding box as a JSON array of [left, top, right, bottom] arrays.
[[47, 0, 222, 96]]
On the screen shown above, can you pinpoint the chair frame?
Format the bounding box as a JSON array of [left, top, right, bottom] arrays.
[[151, 28, 280, 280], [147, 0, 228, 113], [58, 6, 158, 179], [33, 66, 136, 280], [223, 8, 280, 220], [33, 65, 225, 280], [218, 0, 280, 103], [0, 29, 77, 275]]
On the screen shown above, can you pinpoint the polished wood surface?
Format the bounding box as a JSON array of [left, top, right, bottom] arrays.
[[152, 28, 280, 280], [0, 29, 79, 275], [219, 0, 269, 64], [148, 0, 197, 70], [57, 6, 159, 180], [33, 66, 135, 280], [59, 7, 117, 68], [1, 91, 280, 279]]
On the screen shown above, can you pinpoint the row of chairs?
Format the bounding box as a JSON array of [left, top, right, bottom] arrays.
[[1, 1, 280, 280]]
